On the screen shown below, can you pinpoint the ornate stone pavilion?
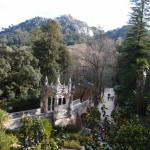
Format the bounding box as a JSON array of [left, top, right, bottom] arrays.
[[40, 72, 73, 114], [7, 72, 93, 129]]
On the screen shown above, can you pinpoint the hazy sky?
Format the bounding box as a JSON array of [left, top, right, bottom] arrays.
[[0, 0, 131, 31]]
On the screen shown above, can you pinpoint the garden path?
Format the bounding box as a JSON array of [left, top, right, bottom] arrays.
[[98, 88, 115, 121]]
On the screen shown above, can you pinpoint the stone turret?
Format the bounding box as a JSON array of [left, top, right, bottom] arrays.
[[44, 76, 49, 86], [41, 72, 73, 114], [68, 77, 72, 92], [56, 71, 61, 85]]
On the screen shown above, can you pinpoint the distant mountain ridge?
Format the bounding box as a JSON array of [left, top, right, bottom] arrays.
[[105, 25, 129, 40], [0, 15, 129, 50]]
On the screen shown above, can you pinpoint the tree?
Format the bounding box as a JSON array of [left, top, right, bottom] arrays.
[[116, 0, 150, 114], [32, 20, 70, 82], [75, 38, 117, 105], [0, 47, 42, 104]]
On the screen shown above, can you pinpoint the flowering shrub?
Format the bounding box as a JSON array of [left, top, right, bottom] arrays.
[[19, 116, 52, 149], [106, 107, 150, 150]]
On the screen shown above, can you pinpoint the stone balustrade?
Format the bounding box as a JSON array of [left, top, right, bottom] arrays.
[[7, 99, 93, 129], [72, 99, 81, 106], [9, 108, 41, 119]]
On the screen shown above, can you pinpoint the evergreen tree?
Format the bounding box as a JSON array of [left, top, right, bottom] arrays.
[[116, 0, 150, 114], [0, 46, 42, 104], [32, 20, 70, 82]]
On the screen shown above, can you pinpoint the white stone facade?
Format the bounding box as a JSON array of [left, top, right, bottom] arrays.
[[40, 72, 73, 115]]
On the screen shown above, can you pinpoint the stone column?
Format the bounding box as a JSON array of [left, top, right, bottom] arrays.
[[54, 94, 59, 112], [68, 77, 72, 92], [70, 95, 73, 109], [41, 97, 48, 113], [45, 97, 48, 112], [50, 99, 52, 111]]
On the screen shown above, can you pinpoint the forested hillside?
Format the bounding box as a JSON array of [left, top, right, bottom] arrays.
[[105, 25, 129, 40], [0, 15, 128, 50]]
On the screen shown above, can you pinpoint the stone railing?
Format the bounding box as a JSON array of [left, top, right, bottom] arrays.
[[9, 108, 41, 119], [72, 99, 81, 106], [6, 111, 51, 129], [7, 98, 93, 129], [72, 99, 90, 113], [82, 99, 90, 106]]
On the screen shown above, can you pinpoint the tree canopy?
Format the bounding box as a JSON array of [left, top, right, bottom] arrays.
[[32, 20, 70, 82], [0, 45, 41, 105], [116, 0, 150, 114]]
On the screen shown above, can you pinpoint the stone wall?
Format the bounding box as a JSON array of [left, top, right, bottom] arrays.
[[9, 108, 41, 119], [6, 99, 94, 129], [54, 115, 76, 126]]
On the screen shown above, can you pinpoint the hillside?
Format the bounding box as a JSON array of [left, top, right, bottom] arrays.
[[105, 25, 129, 40], [0, 15, 128, 50]]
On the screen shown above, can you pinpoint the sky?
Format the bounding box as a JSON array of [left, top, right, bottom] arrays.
[[0, 0, 131, 31]]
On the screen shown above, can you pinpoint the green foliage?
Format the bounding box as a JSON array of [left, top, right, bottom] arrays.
[[106, 25, 129, 40], [86, 106, 101, 129], [0, 129, 18, 150], [77, 131, 92, 146], [0, 109, 11, 128], [0, 17, 48, 49], [0, 109, 18, 149], [112, 106, 133, 118], [0, 15, 105, 49], [57, 14, 93, 45], [32, 20, 70, 82], [53, 124, 80, 134], [10, 97, 40, 112], [84, 105, 150, 150], [116, 0, 150, 114], [107, 112, 150, 150], [19, 116, 52, 149], [63, 124, 80, 133], [0, 46, 41, 104], [63, 140, 81, 149]]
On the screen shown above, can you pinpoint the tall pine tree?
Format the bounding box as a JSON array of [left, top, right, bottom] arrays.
[[116, 0, 150, 114], [32, 20, 70, 82]]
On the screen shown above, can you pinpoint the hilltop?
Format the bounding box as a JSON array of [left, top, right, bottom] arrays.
[[0, 15, 129, 50]]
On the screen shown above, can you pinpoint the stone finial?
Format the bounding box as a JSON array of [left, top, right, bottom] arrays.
[[68, 77, 72, 91], [44, 76, 48, 86], [69, 77, 71, 83], [56, 70, 61, 85]]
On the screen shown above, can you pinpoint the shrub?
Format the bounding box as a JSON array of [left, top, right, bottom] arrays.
[[0, 109, 11, 128], [10, 97, 40, 112], [63, 124, 80, 133], [70, 133, 80, 140], [86, 106, 101, 129], [19, 116, 52, 149], [106, 113, 150, 149], [63, 140, 81, 149], [0, 129, 18, 150], [53, 125, 63, 134]]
